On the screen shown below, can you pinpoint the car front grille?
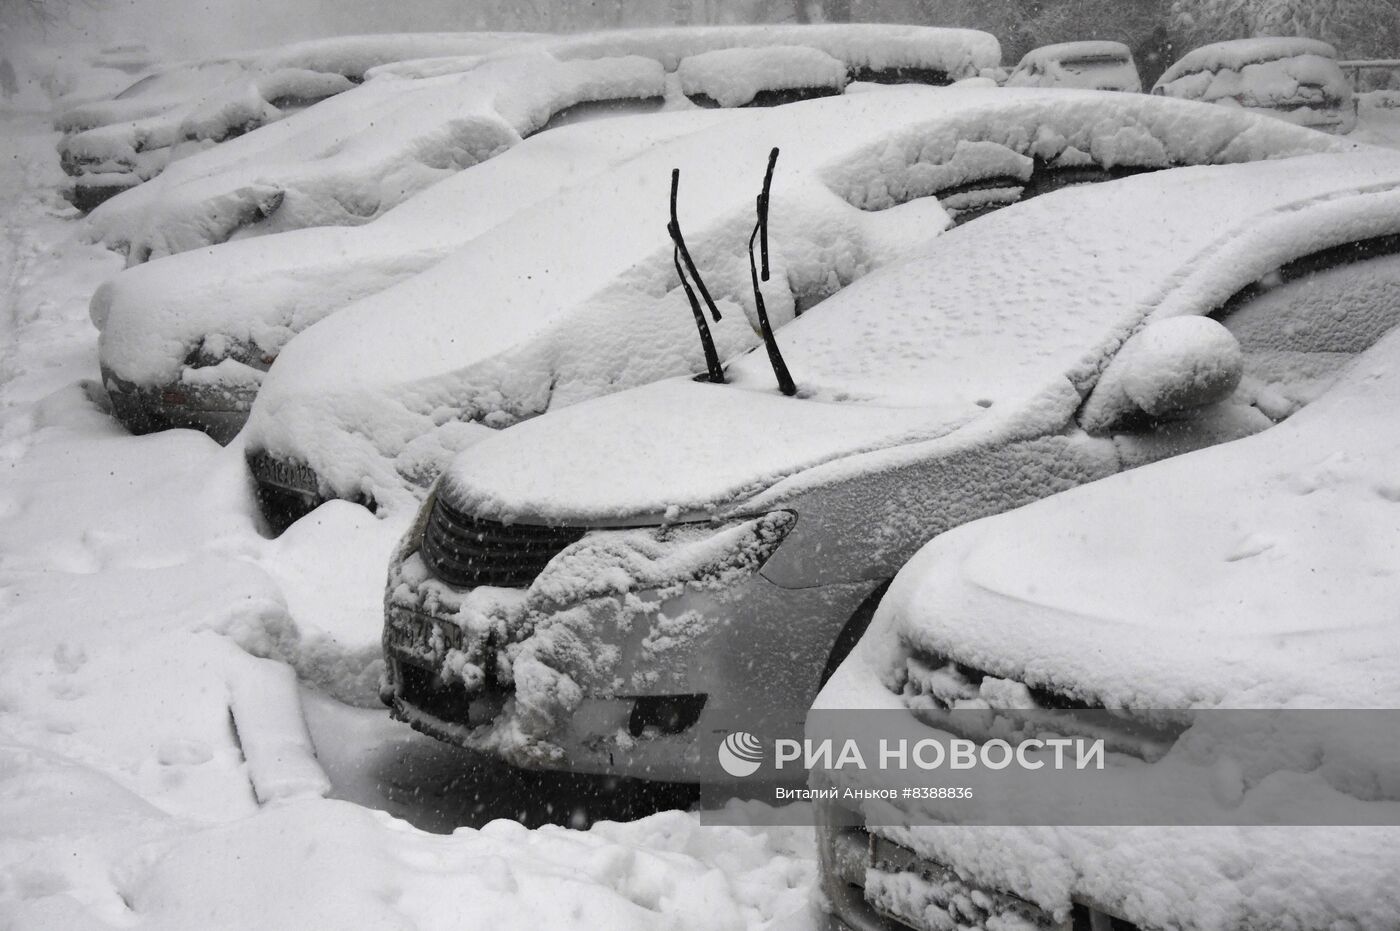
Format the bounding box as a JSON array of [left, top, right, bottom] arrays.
[[827, 824, 1143, 931], [421, 498, 588, 589]]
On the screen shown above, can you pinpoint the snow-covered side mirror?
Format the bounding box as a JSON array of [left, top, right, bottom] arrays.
[[1080, 316, 1244, 433]]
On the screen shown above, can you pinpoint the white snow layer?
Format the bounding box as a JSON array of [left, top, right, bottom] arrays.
[[1, 97, 817, 931], [84, 24, 999, 263], [436, 146, 1400, 525], [244, 89, 1352, 515], [812, 328, 1400, 931]]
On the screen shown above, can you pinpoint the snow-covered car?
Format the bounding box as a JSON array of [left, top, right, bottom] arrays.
[[1153, 36, 1357, 134], [1003, 41, 1142, 93], [238, 89, 1346, 527], [95, 105, 744, 443], [379, 146, 1400, 783], [55, 33, 526, 212], [85, 24, 999, 264], [812, 312, 1400, 931]]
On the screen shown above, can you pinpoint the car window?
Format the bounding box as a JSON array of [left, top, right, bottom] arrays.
[[1060, 55, 1128, 71], [1214, 237, 1400, 418]]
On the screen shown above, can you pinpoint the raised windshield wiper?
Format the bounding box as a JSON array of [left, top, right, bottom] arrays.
[[667, 168, 725, 384], [749, 147, 797, 396]]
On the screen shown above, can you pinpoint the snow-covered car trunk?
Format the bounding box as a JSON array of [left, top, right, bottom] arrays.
[[236, 89, 1349, 527], [1003, 41, 1142, 93], [83, 24, 1000, 264], [379, 148, 1400, 784], [811, 317, 1400, 931], [55, 33, 532, 212], [1154, 36, 1357, 134]]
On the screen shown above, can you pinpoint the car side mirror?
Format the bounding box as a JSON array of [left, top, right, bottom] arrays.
[[1080, 316, 1244, 433]]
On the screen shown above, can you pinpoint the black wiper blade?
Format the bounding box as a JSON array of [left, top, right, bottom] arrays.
[[667, 168, 725, 383], [749, 147, 796, 397]]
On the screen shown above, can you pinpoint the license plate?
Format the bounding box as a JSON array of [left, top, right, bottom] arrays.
[[385, 611, 465, 659]]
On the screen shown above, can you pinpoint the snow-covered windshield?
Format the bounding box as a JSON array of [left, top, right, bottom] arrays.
[[724, 150, 1400, 413]]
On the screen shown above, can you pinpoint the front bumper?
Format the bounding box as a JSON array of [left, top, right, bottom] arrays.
[[382, 561, 878, 784], [102, 367, 254, 445], [816, 797, 1071, 931]]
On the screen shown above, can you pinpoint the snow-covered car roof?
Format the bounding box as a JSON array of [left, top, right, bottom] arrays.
[[1156, 36, 1341, 86], [84, 24, 999, 263], [437, 146, 1400, 525], [240, 88, 1352, 513], [854, 314, 1400, 711]]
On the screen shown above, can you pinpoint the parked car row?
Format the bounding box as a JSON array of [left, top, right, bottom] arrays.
[[76, 23, 1400, 931], [381, 145, 1400, 780], [94, 84, 1347, 522], [53, 33, 533, 212], [994, 35, 1358, 135], [62, 28, 1360, 216]]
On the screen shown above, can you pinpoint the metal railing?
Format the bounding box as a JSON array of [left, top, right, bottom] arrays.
[[1340, 58, 1400, 92]]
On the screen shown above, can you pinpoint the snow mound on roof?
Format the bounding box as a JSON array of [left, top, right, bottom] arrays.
[[678, 46, 846, 106], [86, 52, 667, 263], [1157, 37, 1340, 86]]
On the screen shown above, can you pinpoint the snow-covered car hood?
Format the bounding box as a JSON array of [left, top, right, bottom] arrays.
[[437, 147, 1400, 524], [864, 322, 1400, 712], [437, 379, 974, 524]]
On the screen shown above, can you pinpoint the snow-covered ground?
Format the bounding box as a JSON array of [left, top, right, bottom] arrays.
[[0, 101, 816, 931]]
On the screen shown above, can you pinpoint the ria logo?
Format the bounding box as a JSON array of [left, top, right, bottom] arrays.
[[718, 732, 764, 778]]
